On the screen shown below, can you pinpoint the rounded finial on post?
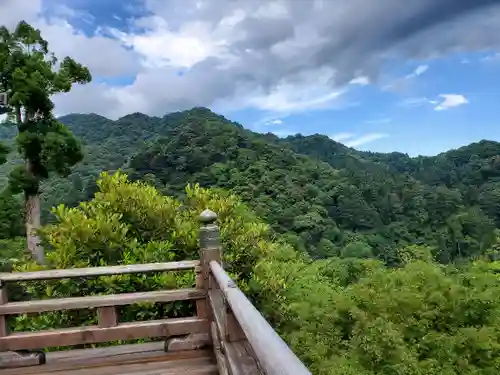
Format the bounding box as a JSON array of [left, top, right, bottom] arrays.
[[199, 209, 218, 224], [199, 209, 221, 253]]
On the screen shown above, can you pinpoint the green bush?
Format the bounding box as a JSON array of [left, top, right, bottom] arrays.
[[10, 171, 271, 345]]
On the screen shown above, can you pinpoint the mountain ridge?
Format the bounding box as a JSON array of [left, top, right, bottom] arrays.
[[1, 107, 500, 265]]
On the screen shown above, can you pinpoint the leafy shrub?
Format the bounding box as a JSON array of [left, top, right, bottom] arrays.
[[10, 172, 270, 346]]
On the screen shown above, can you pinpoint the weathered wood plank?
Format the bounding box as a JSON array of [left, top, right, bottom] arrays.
[[109, 358, 218, 375], [0, 317, 208, 351], [211, 321, 229, 375], [0, 288, 204, 315], [226, 310, 245, 342], [42, 345, 211, 372], [1, 350, 216, 375], [0, 284, 7, 337], [97, 307, 118, 328], [224, 341, 261, 375], [0, 261, 199, 283], [195, 266, 207, 319], [199, 210, 222, 326], [208, 290, 226, 339], [0, 351, 45, 369], [210, 261, 312, 375], [47, 342, 167, 363], [164, 333, 210, 352]]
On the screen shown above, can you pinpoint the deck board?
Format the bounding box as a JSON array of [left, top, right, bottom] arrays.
[[0, 345, 218, 375]]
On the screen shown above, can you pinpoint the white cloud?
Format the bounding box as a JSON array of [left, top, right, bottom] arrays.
[[252, 115, 290, 131], [399, 97, 435, 108], [0, 0, 42, 29], [112, 17, 231, 69], [434, 94, 469, 111], [405, 64, 429, 79], [345, 133, 389, 147], [1, 0, 498, 120], [349, 76, 370, 86], [248, 89, 343, 113], [384, 64, 429, 92], [273, 129, 296, 137], [238, 67, 346, 113], [330, 132, 355, 142]]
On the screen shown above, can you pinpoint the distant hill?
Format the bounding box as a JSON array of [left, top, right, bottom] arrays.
[[0, 111, 182, 220], [1, 107, 499, 264], [126, 108, 497, 264]]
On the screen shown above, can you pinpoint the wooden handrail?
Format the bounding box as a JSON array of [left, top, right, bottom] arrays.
[[0, 259, 205, 352], [209, 260, 311, 375], [0, 317, 206, 351], [0, 260, 199, 283], [0, 288, 205, 315]]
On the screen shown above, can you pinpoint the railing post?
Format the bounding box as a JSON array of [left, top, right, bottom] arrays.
[[198, 210, 245, 345], [198, 209, 221, 320], [0, 282, 7, 337], [97, 307, 118, 328]]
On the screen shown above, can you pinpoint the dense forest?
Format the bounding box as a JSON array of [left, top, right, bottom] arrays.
[[5, 107, 500, 266], [2, 20, 500, 375]]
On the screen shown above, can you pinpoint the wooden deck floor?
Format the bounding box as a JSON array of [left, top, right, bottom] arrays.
[[0, 343, 218, 375]]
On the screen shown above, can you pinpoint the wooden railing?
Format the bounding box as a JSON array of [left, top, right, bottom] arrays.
[[0, 261, 205, 351], [0, 209, 311, 375]]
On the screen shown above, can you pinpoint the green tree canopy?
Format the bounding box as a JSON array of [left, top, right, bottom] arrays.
[[0, 20, 91, 263]]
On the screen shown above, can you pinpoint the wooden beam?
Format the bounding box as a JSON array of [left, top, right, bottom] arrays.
[[0, 284, 7, 337], [164, 333, 210, 352], [0, 288, 205, 315], [0, 317, 208, 351], [2, 352, 217, 375], [195, 265, 207, 319], [208, 291, 224, 332], [210, 261, 312, 375], [0, 351, 45, 369], [211, 321, 229, 375], [226, 311, 245, 342], [223, 341, 262, 375], [97, 307, 118, 328], [198, 209, 222, 326], [0, 260, 200, 283], [22, 344, 211, 374]]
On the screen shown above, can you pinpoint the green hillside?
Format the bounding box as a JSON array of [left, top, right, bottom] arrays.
[[126, 108, 497, 264], [2, 107, 498, 265]]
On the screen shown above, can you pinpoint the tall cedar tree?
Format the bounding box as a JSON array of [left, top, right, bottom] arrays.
[[0, 21, 91, 263]]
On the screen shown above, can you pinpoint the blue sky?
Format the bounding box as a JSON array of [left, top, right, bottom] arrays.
[[2, 0, 500, 156]]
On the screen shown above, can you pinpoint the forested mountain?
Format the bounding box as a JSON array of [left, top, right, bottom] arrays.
[[288, 134, 500, 228], [126, 108, 497, 265], [2, 107, 498, 266], [0, 111, 186, 220]]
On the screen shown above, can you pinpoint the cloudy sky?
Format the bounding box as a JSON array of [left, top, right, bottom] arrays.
[[2, 0, 500, 155]]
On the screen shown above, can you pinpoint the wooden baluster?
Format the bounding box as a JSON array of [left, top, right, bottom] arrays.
[[199, 209, 222, 321], [199, 210, 245, 344], [97, 306, 118, 327], [225, 305, 245, 342], [195, 264, 207, 319], [0, 282, 7, 337]]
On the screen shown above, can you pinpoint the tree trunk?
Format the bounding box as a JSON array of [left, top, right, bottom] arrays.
[[25, 191, 44, 264], [19, 106, 44, 265]]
